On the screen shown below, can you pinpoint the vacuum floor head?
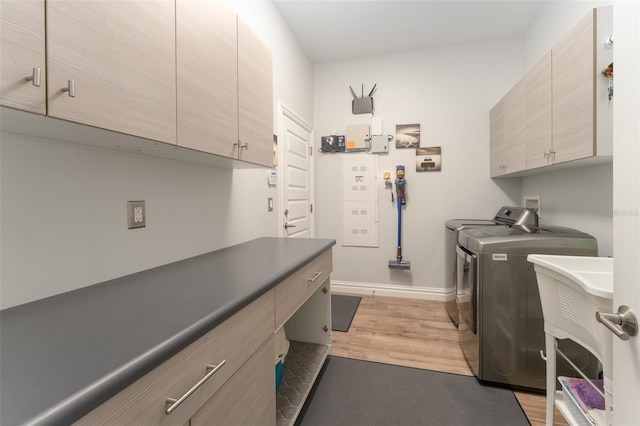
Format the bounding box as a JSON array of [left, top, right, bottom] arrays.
[[388, 260, 411, 270]]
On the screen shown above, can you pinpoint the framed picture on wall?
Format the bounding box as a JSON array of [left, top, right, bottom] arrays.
[[416, 147, 441, 172], [395, 124, 420, 149]]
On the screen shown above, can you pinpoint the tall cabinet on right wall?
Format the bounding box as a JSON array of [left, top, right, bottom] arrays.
[[490, 6, 613, 178]]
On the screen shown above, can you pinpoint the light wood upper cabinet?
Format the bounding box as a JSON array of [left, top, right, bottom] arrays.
[[489, 97, 506, 177], [552, 9, 595, 165], [525, 51, 553, 169], [490, 80, 526, 177], [238, 19, 274, 167], [491, 6, 612, 177], [46, 1, 177, 144], [2, 0, 274, 168], [176, 0, 238, 156], [0, 0, 46, 114]]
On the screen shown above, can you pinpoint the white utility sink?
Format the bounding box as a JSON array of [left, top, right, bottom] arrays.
[[527, 254, 613, 299], [528, 254, 615, 426]]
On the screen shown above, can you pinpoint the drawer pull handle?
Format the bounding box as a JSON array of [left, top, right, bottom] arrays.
[[307, 271, 323, 284], [165, 360, 227, 415]]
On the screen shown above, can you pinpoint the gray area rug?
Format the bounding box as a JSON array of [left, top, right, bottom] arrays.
[[296, 356, 529, 426], [331, 295, 362, 332]]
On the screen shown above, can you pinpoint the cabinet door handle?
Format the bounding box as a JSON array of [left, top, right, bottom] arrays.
[[234, 141, 249, 150], [165, 360, 227, 415], [307, 271, 323, 284], [61, 80, 76, 97], [25, 68, 41, 87]]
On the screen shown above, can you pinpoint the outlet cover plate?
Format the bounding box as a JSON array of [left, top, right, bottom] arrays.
[[127, 201, 146, 229]]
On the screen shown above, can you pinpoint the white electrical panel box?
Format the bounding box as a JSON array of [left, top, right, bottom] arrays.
[[345, 124, 370, 151], [342, 155, 378, 247]]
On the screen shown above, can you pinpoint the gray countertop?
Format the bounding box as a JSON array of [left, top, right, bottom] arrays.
[[0, 237, 335, 426]]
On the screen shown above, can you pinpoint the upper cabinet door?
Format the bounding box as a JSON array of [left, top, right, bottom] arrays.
[[502, 80, 526, 174], [0, 0, 46, 114], [525, 51, 553, 170], [490, 80, 526, 177], [237, 19, 273, 167], [177, 0, 238, 157], [46, 1, 176, 144], [489, 97, 507, 178], [552, 9, 595, 164]]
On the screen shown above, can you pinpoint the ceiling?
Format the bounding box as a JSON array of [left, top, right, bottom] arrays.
[[272, 0, 546, 63]]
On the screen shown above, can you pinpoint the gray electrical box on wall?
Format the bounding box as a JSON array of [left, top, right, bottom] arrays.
[[371, 135, 391, 154]]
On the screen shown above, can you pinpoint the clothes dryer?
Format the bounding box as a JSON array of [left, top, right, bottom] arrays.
[[456, 224, 600, 390]]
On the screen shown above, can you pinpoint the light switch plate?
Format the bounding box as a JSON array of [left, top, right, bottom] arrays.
[[127, 201, 146, 229]]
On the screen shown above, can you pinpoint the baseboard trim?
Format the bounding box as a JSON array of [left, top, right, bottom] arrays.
[[331, 280, 451, 302]]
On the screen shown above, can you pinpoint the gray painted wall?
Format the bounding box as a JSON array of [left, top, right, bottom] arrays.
[[313, 0, 615, 296], [313, 38, 523, 293]]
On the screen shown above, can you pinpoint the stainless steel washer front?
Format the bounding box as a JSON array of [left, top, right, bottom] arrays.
[[444, 219, 497, 327]]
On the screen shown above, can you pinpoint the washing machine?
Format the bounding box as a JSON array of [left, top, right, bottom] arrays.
[[456, 223, 600, 390], [444, 207, 538, 327]]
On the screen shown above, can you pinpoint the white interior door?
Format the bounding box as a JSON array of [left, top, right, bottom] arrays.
[[612, 2, 640, 423], [278, 104, 314, 238]]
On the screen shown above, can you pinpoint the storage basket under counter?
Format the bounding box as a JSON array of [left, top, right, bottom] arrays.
[[528, 254, 614, 426]]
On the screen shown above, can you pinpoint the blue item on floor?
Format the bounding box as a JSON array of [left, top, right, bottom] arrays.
[[275, 326, 290, 391], [275, 358, 285, 390]]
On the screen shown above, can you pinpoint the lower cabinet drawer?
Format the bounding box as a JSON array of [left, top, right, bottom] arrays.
[[74, 290, 274, 426], [275, 249, 332, 329], [190, 335, 275, 426]]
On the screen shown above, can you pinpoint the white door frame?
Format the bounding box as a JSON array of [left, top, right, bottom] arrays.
[[277, 101, 315, 238], [612, 1, 640, 423]]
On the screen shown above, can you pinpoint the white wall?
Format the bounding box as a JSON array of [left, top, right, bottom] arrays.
[[0, 1, 313, 309], [520, 163, 613, 255], [523, 0, 612, 71], [520, 0, 614, 256], [313, 39, 523, 295]]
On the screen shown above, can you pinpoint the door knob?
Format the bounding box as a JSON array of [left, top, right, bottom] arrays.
[[284, 223, 296, 229], [596, 305, 638, 341]]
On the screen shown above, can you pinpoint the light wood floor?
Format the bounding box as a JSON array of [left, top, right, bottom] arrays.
[[330, 294, 569, 426]]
